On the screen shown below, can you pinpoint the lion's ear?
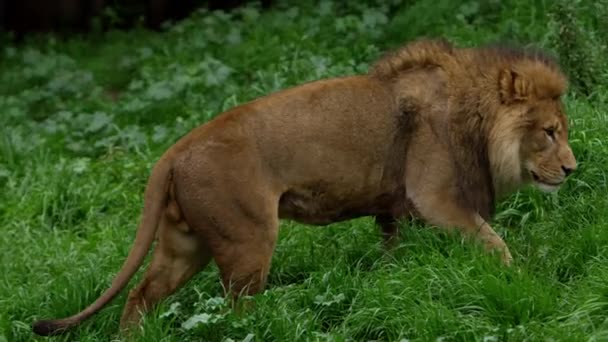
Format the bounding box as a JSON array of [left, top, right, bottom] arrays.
[[499, 69, 531, 104]]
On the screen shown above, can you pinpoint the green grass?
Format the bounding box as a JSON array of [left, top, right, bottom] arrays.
[[2, 0, 608, 341]]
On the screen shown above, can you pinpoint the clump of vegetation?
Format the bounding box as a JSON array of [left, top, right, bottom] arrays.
[[547, 0, 608, 98], [1, 1, 607, 341]]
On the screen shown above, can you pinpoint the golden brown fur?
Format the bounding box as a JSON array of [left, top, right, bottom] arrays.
[[32, 39, 576, 336]]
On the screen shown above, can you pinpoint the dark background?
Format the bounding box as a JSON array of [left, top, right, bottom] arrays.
[[0, 0, 272, 38]]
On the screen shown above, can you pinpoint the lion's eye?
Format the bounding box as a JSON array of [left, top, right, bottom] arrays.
[[544, 127, 555, 139]]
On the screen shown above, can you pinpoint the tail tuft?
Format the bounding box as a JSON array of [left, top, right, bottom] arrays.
[[32, 319, 70, 336]]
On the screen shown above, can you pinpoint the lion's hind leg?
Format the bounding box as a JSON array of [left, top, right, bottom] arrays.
[[119, 212, 211, 331], [186, 192, 281, 305], [211, 213, 280, 304]]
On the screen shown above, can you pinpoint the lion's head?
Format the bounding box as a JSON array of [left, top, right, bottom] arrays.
[[489, 56, 577, 195], [369, 39, 577, 198], [520, 100, 577, 192]]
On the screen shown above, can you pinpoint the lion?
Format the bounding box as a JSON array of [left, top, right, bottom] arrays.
[[32, 38, 576, 336]]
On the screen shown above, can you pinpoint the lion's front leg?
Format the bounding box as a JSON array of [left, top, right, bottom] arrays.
[[374, 214, 400, 248], [412, 193, 512, 265], [470, 216, 513, 265], [442, 213, 513, 265]]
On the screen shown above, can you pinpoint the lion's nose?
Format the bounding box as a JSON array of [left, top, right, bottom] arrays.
[[562, 165, 574, 176]]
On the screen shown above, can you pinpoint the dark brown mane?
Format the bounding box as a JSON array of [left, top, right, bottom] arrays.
[[477, 42, 560, 70], [369, 38, 563, 85], [369, 38, 567, 220]]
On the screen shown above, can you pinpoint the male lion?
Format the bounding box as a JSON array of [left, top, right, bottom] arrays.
[[32, 39, 576, 336]]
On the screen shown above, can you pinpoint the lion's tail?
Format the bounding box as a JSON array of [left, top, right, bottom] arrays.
[[31, 154, 173, 336]]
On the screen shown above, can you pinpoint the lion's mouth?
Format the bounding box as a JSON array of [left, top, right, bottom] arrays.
[[530, 171, 563, 187]]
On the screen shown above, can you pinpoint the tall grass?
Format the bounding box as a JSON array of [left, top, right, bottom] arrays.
[[1, 1, 607, 341]]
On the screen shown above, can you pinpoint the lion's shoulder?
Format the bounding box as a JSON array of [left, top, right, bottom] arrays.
[[368, 39, 454, 80]]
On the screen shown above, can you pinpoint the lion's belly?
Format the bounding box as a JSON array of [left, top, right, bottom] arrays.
[[278, 185, 407, 225]]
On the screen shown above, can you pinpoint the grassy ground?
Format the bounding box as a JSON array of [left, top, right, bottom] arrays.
[[2, 1, 608, 341]]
